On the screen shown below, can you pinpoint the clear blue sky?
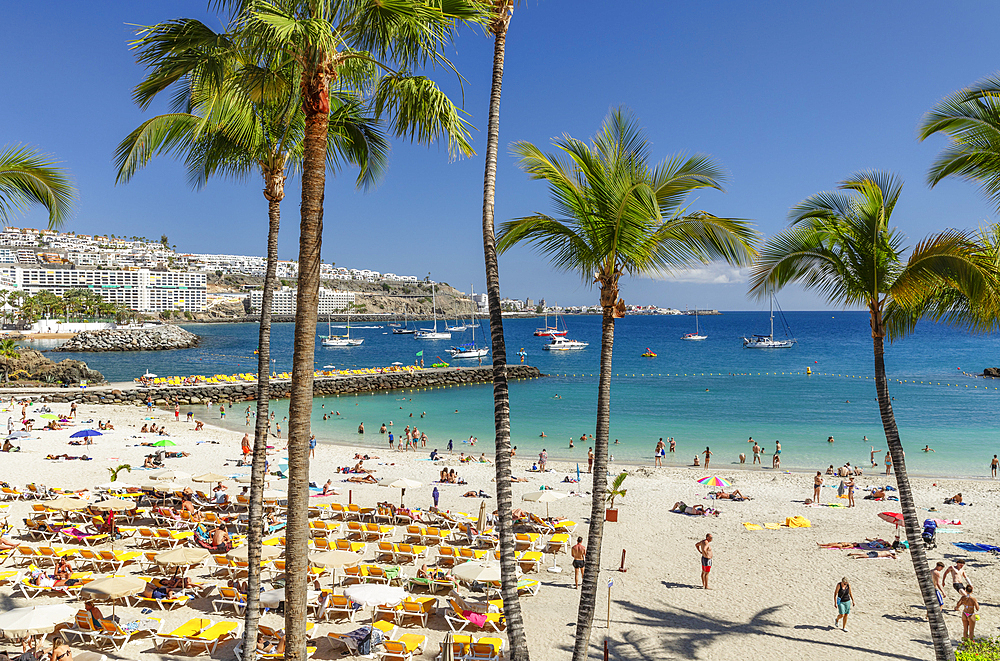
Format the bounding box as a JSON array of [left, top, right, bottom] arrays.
[[3, 1, 999, 310]]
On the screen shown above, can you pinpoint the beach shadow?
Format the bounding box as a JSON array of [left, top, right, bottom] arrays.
[[660, 581, 698, 590], [792, 624, 836, 632], [883, 613, 927, 624]]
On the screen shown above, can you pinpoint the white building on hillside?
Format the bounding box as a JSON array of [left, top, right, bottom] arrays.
[[249, 287, 355, 315]]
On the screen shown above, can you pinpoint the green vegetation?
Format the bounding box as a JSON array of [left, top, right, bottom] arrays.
[[958, 636, 1000, 660], [5, 288, 136, 325], [0, 144, 75, 228]]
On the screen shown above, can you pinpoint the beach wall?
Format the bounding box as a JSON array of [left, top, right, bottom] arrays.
[[32, 365, 544, 405]]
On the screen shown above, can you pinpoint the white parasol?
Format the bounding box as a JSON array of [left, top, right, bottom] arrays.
[[522, 490, 568, 519], [154, 547, 209, 568], [90, 499, 137, 511], [452, 561, 518, 584], [227, 545, 281, 562], [149, 469, 191, 481], [0, 604, 77, 637], [378, 477, 421, 506], [192, 472, 229, 483], [343, 584, 406, 610]]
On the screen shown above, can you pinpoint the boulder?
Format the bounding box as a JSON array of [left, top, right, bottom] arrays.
[[985, 367, 1000, 378]]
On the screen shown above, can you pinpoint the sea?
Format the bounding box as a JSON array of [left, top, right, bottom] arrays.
[[23, 312, 1000, 478]]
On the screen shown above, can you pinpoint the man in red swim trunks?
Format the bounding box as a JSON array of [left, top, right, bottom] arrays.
[[696, 533, 713, 589]]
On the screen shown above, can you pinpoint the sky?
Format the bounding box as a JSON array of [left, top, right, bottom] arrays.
[[3, 1, 1000, 310]]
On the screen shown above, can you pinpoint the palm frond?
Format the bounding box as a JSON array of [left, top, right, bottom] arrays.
[[0, 145, 75, 228], [371, 73, 474, 159]]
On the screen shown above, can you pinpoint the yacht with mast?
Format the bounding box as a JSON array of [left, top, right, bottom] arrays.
[[743, 296, 796, 349], [534, 310, 567, 337], [415, 282, 451, 340], [321, 310, 363, 347], [392, 304, 415, 335], [448, 285, 489, 359], [681, 308, 707, 341]]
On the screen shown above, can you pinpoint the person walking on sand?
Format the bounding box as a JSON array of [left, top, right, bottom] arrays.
[[241, 434, 251, 462], [174, 403, 180, 421], [958, 585, 980, 640], [992, 455, 998, 478], [846, 475, 856, 507], [571, 537, 586, 589], [813, 471, 824, 503], [834, 577, 854, 632], [884, 451, 892, 475], [695, 534, 713, 589], [702, 447, 712, 468], [587, 447, 593, 474], [945, 559, 973, 610], [70, 402, 77, 419], [752, 441, 761, 465], [655, 439, 665, 467], [539, 449, 547, 472], [309, 434, 316, 459], [932, 562, 947, 613]]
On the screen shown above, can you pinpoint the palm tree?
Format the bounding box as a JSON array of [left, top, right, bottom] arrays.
[[0, 339, 19, 382], [749, 171, 989, 661], [476, 2, 528, 656], [235, 2, 478, 654], [117, 15, 386, 658], [0, 145, 74, 228], [497, 108, 756, 661]]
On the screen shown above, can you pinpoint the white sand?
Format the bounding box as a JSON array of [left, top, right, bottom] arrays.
[[0, 398, 993, 660]]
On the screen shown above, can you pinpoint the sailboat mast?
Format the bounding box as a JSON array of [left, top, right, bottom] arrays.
[[470, 284, 476, 344], [432, 282, 438, 331], [769, 296, 775, 340]]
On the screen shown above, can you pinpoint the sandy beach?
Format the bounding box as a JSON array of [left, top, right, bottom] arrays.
[[0, 398, 993, 660]]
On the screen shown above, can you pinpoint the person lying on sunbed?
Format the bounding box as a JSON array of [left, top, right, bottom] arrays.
[[257, 630, 285, 655], [143, 583, 176, 600], [847, 549, 896, 559]]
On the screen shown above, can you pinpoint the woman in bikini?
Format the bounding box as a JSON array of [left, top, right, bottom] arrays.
[[958, 585, 980, 640]]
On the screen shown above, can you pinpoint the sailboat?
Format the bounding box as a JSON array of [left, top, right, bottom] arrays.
[[534, 310, 567, 336], [415, 282, 451, 340], [392, 304, 415, 335], [448, 285, 489, 359], [743, 296, 796, 349], [681, 308, 707, 341], [321, 310, 363, 347]]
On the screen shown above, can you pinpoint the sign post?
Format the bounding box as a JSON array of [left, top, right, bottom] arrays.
[[607, 578, 613, 629]]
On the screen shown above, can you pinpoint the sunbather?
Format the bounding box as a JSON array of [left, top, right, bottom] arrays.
[[257, 630, 285, 655], [848, 550, 896, 559], [346, 475, 377, 484], [817, 542, 858, 549], [945, 493, 964, 504], [714, 490, 748, 501], [143, 583, 175, 600]]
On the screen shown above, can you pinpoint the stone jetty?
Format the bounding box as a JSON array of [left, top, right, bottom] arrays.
[[52, 325, 199, 352], [26, 365, 544, 405]]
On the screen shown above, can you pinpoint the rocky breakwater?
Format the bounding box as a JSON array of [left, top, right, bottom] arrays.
[[4, 347, 104, 385], [52, 325, 199, 352], [34, 365, 544, 405]]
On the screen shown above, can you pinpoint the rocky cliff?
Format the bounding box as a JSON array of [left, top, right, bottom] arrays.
[[52, 325, 199, 352], [4, 347, 104, 385]]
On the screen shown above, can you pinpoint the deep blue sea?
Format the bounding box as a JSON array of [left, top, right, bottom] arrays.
[[25, 312, 1000, 477]]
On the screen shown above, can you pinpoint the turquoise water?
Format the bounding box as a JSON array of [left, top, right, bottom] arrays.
[[26, 313, 1000, 477]]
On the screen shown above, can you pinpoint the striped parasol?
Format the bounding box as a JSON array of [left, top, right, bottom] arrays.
[[696, 476, 732, 488]]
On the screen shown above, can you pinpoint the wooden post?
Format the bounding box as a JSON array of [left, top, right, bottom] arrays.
[[348, 489, 352, 505], [619, 549, 627, 572], [604, 639, 609, 661]]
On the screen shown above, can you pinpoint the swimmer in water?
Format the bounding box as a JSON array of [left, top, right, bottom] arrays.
[[614, 439, 620, 445], [539, 432, 546, 437], [922, 445, 935, 452]]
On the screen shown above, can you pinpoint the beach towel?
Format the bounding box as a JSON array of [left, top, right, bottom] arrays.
[[785, 515, 811, 528], [764, 523, 780, 530], [952, 542, 991, 553], [933, 519, 962, 526], [743, 523, 763, 531], [463, 610, 488, 627]]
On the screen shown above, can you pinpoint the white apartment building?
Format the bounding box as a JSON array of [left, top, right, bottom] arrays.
[[0, 249, 16, 264], [249, 287, 355, 315], [0, 267, 207, 312]]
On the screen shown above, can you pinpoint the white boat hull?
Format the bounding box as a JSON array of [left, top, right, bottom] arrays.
[[543, 338, 588, 351], [415, 331, 451, 340], [743, 337, 794, 349], [448, 347, 489, 359], [681, 334, 707, 341], [322, 337, 364, 347]]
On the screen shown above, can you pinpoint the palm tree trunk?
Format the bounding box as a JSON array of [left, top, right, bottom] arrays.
[[240, 191, 282, 661], [871, 308, 952, 660], [480, 10, 528, 659], [572, 306, 614, 661], [284, 72, 328, 661]]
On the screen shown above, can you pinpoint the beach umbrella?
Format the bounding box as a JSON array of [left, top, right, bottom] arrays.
[[45, 496, 89, 511], [878, 512, 904, 529], [343, 584, 406, 615], [477, 500, 489, 534], [145, 481, 184, 492], [7, 431, 30, 439], [522, 490, 568, 519], [391, 362, 403, 366], [441, 632, 455, 661], [80, 575, 145, 600], [39, 414, 59, 420], [69, 429, 102, 441], [97, 482, 138, 491], [453, 561, 517, 584], [378, 477, 421, 507], [0, 603, 77, 637], [696, 476, 732, 488], [150, 470, 190, 481], [309, 549, 362, 589], [227, 545, 280, 562], [151, 439, 176, 447], [192, 472, 228, 483], [91, 499, 136, 512], [155, 547, 209, 568]]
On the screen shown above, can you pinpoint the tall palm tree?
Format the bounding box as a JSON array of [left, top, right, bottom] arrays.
[[497, 108, 756, 661], [750, 171, 989, 661], [116, 17, 386, 659], [0, 145, 74, 228], [235, 2, 478, 655], [476, 2, 528, 657]]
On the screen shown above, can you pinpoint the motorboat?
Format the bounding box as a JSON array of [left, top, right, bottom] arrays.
[[743, 296, 796, 349], [542, 336, 588, 351], [681, 308, 707, 341], [415, 281, 451, 340]]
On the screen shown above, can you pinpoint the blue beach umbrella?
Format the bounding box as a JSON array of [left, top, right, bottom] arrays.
[[577, 463, 580, 483], [70, 429, 103, 440]]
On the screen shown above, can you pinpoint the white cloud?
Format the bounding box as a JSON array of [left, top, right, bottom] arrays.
[[653, 262, 749, 285]]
